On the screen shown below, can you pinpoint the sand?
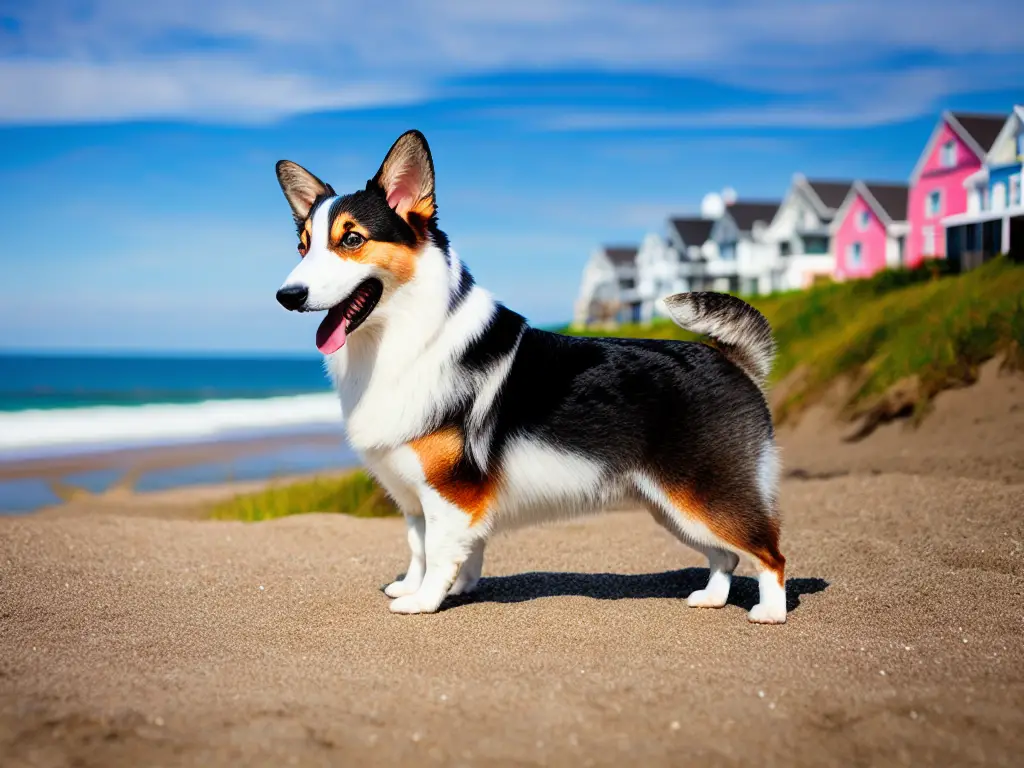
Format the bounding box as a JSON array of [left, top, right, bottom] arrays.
[[2, 362, 1023, 767]]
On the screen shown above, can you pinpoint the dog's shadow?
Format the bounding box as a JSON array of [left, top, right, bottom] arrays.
[[403, 569, 828, 614]]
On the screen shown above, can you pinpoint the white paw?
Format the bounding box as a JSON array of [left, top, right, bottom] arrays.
[[686, 588, 728, 608], [389, 594, 440, 615], [448, 576, 480, 596], [747, 603, 787, 624], [384, 579, 420, 598]]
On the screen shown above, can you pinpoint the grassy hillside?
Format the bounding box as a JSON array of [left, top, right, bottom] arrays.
[[570, 257, 1024, 426], [211, 470, 398, 522]]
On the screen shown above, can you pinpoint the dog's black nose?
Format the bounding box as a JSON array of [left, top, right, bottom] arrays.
[[276, 285, 308, 311]]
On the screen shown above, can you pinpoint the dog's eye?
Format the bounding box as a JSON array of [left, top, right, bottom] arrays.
[[341, 231, 365, 249], [297, 241, 308, 257]]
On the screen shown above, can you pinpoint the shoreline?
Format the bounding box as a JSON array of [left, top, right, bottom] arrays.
[[0, 428, 358, 515]]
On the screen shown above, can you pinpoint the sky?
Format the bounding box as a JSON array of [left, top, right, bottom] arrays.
[[0, 0, 1022, 354]]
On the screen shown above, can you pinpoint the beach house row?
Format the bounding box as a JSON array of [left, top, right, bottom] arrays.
[[574, 107, 1021, 328]]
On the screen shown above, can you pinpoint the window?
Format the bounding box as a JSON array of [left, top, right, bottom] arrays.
[[923, 226, 936, 255], [804, 235, 829, 254], [857, 209, 870, 231], [1010, 175, 1021, 207], [847, 242, 862, 267], [720, 243, 736, 261], [941, 140, 957, 168], [1017, 132, 1024, 159], [925, 190, 942, 218]]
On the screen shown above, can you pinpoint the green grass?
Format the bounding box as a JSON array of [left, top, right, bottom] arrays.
[[567, 257, 1024, 424], [210, 470, 399, 522]]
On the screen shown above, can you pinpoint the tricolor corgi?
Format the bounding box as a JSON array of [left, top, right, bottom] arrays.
[[275, 131, 787, 623]]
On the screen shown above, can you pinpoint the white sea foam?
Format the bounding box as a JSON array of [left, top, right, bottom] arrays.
[[0, 393, 344, 459]]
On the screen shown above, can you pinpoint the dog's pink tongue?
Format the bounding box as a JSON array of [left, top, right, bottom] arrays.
[[316, 306, 349, 355]]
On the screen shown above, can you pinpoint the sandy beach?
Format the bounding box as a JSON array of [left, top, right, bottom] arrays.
[[2, 361, 1023, 767]]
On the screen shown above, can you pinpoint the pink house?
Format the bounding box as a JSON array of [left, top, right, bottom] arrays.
[[906, 112, 1006, 266], [831, 182, 908, 280]]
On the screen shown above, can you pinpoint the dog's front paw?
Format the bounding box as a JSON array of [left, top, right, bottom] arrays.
[[389, 594, 440, 615], [384, 579, 419, 598], [448, 575, 480, 596], [747, 603, 787, 624], [686, 588, 727, 608]]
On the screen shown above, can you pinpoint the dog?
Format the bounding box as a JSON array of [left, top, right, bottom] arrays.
[[274, 130, 787, 623]]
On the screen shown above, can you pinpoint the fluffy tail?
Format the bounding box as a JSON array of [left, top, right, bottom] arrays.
[[662, 292, 775, 387]]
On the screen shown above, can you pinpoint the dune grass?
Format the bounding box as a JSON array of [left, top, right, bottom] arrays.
[[568, 257, 1024, 424], [210, 470, 399, 522]]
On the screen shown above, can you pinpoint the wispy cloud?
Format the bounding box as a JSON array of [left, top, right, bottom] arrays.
[[537, 66, 1017, 131], [1, 0, 1022, 126]]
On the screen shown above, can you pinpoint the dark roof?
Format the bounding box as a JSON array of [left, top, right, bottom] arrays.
[[670, 217, 714, 247], [726, 201, 780, 232], [804, 179, 852, 211], [862, 182, 909, 222], [603, 246, 637, 266], [950, 113, 1005, 154]]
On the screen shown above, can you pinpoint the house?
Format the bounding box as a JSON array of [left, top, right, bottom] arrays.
[[634, 218, 714, 322], [906, 111, 1006, 266], [701, 201, 781, 294], [572, 245, 640, 328], [943, 105, 1024, 269], [765, 173, 852, 290], [831, 182, 909, 279]]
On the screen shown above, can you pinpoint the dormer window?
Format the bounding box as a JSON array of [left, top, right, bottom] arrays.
[[857, 210, 870, 231], [941, 140, 956, 168]]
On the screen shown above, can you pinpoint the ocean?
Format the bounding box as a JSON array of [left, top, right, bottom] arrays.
[[0, 353, 357, 513]]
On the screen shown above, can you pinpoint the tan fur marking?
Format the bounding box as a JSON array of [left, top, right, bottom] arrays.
[[409, 196, 435, 221], [663, 484, 785, 584], [323, 215, 418, 284], [355, 240, 417, 284], [409, 427, 498, 525]]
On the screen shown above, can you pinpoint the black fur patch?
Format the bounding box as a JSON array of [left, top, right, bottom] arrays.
[[328, 187, 418, 246], [447, 263, 476, 314], [451, 323, 773, 510]]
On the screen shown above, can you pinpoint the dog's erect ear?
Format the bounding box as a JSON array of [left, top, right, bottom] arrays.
[[371, 130, 436, 222], [276, 160, 333, 222]]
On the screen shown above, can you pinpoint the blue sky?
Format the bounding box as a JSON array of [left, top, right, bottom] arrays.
[[1, 0, 1022, 354]]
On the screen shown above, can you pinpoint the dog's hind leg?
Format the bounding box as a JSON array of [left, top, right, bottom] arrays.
[[686, 546, 740, 608], [646, 499, 739, 608], [637, 473, 787, 623]]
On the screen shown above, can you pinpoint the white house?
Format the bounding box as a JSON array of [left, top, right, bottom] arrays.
[[573, 197, 786, 329], [633, 217, 715, 322], [572, 245, 640, 328], [698, 200, 782, 295], [765, 174, 852, 290]]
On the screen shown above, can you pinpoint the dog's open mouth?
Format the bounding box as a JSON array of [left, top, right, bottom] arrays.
[[315, 278, 383, 355]]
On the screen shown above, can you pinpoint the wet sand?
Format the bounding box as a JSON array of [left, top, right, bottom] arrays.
[[1, 362, 1022, 767]]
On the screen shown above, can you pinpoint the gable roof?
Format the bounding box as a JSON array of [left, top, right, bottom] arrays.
[[833, 181, 909, 231], [861, 182, 908, 222], [952, 113, 1006, 155], [803, 179, 852, 212], [985, 105, 1024, 164], [910, 110, 1006, 183], [725, 201, 780, 232], [670, 217, 714, 247], [603, 246, 638, 266]]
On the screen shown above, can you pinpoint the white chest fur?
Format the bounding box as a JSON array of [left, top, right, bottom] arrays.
[[323, 246, 497, 453]]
